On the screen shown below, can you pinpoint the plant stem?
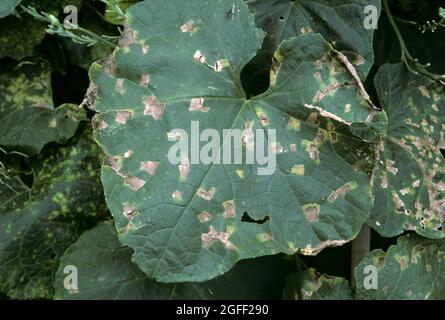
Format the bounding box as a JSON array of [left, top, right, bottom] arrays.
[[382, 0, 445, 85], [351, 224, 371, 289]]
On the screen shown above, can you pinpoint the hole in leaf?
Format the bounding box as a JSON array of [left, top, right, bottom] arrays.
[[278, 16, 285, 21], [241, 212, 270, 224]]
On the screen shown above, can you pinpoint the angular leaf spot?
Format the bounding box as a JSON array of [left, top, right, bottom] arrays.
[[143, 95, 165, 120], [303, 204, 320, 222], [115, 78, 125, 94], [139, 161, 159, 175], [201, 226, 236, 250], [193, 50, 206, 63], [197, 211, 211, 222], [115, 111, 132, 124], [172, 190, 183, 201], [288, 117, 301, 131], [327, 183, 353, 203], [124, 150, 134, 158], [180, 20, 194, 33], [213, 59, 227, 72], [197, 187, 216, 201], [107, 156, 122, 173], [123, 203, 137, 220], [125, 175, 146, 191], [189, 98, 209, 112], [386, 160, 398, 175], [223, 200, 236, 218], [179, 158, 190, 179], [140, 74, 150, 87]]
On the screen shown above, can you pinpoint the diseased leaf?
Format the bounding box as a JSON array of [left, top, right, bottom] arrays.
[[0, 126, 109, 299], [243, 0, 381, 95], [283, 268, 352, 300], [0, 59, 86, 155], [355, 233, 445, 300], [369, 63, 445, 238], [0, 0, 22, 18], [91, 0, 374, 283], [54, 220, 295, 299]]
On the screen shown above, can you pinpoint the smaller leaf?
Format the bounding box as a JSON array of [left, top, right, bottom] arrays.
[[0, 59, 87, 155], [355, 234, 445, 300]]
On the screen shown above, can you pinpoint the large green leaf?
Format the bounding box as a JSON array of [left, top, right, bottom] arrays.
[[0, 60, 86, 155], [243, 0, 381, 95], [0, 127, 109, 299], [91, 0, 375, 283], [0, 0, 21, 18], [283, 268, 352, 300], [355, 234, 445, 299], [54, 220, 295, 299], [369, 64, 445, 238]]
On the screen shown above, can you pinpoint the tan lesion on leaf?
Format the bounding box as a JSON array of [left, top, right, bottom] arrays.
[[394, 254, 409, 270], [288, 117, 301, 131], [122, 202, 138, 220], [223, 200, 236, 218], [386, 160, 398, 175], [139, 74, 150, 87], [189, 98, 209, 112], [197, 187, 216, 201], [139, 161, 159, 175], [119, 23, 137, 47], [418, 86, 431, 98], [213, 59, 229, 72], [141, 44, 149, 54], [301, 239, 348, 255], [125, 175, 146, 191], [201, 226, 236, 250], [299, 26, 313, 34], [327, 183, 354, 203], [391, 190, 406, 212], [179, 157, 190, 180], [193, 50, 206, 63], [124, 150, 134, 158], [303, 204, 320, 222], [313, 80, 340, 102], [180, 20, 195, 33], [172, 190, 183, 201], [257, 232, 274, 242], [197, 211, 211, 223], [115, 111, 132, 124], [115, 78, 125, 94], [107, 156, 122, 173], [304, 104, 351, 125], [143, 95, 165, 120]]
